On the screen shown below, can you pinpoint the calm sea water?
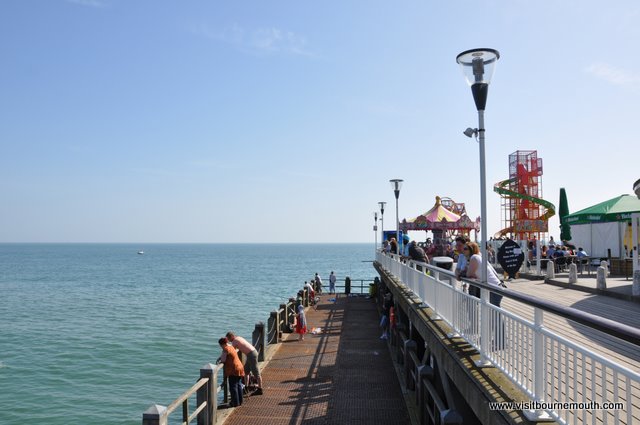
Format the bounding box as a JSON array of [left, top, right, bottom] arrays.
[[0, 243, 375, 425]]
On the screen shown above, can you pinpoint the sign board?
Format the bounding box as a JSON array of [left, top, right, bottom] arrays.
[[383, 230, 403, 242], [497, 239, 524, 278]]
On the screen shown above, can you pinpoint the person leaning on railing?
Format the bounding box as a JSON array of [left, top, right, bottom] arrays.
[[226, 331, 263, 395]]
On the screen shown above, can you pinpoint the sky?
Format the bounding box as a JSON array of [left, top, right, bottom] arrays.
[[1, 1, 639, 243]]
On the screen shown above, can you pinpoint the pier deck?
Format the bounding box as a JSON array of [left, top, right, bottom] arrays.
[[222, 294, 411, 425]]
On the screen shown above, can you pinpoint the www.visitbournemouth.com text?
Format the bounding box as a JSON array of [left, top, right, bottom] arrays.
[[489, 401, 625, 411]]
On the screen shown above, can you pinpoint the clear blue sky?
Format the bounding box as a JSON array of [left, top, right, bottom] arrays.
[[1, 1, 638, 243]]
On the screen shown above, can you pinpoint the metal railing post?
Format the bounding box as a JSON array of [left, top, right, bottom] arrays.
[[524, 308, 553, 421], [475, 288, 492, 367], [197, 363, 216, 425]]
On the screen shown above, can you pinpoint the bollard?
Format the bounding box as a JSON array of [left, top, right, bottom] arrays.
[[142, 404, 166, 425], [279, 304, 288, 333], [597, 266, 607, 290], [568, 263, 577, 284], [303, 287, 309, 307], [633, 270, 640, 297], [546, 260, 555, 279], [600, 260, 609, 277], [253, 322, 266, 361], [345, 277, 351, 294], [268, 311, 279, 344]]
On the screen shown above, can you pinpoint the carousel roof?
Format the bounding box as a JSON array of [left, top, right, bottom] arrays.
[[406, 196, 461, 224], [401, 196, 480, 231]]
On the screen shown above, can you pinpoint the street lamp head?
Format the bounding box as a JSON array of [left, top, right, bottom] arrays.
[[463, 127, 478, 138], [456, 48, 500, 86], [456, 48, 500, 111], [389, 179, 403, 199], [378, 201, 386, 214]]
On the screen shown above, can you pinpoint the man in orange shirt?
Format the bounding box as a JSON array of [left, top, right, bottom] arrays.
[[217, 337, 245, 407]]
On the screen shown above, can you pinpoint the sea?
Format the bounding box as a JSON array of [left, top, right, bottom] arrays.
[[0, 243, 376, 425]]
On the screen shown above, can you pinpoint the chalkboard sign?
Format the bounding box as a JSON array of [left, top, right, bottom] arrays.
[[497, 239, 524, 278]]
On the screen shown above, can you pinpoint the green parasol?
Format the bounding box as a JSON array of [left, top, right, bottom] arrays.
[[559, 188, 571, 242]]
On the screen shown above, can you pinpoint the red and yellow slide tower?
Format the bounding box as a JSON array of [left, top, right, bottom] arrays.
[[494, 150, 555, 240]]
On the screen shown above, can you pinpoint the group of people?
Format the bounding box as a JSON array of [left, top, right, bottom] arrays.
[[217, 332, 263, 407], [527, 239, 589, 271], [214, 272, 339, 408], [382, 237, 430, 265]]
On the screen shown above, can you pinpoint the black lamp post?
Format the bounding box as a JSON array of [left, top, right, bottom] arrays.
[[389, 179, 403, 255], [457, 48, 500, 286], [378, 201, 386, 244], [373, 212, 378, 252]]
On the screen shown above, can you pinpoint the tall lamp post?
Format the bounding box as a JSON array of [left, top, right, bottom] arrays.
[[378, 201, 386, 244], [457, 48, 500, 288], [389, 179, 403, 255]]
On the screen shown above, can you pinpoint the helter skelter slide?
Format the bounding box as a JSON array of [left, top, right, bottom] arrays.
[[493, 150, 555, 240]]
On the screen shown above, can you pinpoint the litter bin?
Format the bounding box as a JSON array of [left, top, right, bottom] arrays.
[[345, 277, 351, 294], [369, 282, 377, 297], [431, 256, 454, 270]]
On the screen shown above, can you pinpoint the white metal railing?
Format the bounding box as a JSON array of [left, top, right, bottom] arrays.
[[376, 251, 640, 425]]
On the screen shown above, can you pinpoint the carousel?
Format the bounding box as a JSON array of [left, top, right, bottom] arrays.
[[400, 196, 480, 256]]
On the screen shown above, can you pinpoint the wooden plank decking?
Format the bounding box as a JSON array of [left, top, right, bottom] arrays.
[[222, 294, 411, 425]]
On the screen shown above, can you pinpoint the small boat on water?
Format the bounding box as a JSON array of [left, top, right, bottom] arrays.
[[137, 250, 144, 255]]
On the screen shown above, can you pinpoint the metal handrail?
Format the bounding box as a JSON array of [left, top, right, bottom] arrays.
[[379, 251, 640, 345], [376, 251, 640, 425]]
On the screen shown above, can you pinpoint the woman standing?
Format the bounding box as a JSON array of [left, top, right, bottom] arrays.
[[464, 242, 503, 307], [218, 337, 245, 407], [295, 305, 307, 341]]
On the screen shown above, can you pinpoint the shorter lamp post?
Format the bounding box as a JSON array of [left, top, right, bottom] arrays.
[[378, 201, 386, 245], [389, 179, 403, 255], [373, 212, 378, 253]]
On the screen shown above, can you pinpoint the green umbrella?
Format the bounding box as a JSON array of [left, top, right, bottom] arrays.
[[559, 188, 571, 242]]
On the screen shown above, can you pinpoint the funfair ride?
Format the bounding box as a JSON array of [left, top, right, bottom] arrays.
[[494, 150, 555, 240]]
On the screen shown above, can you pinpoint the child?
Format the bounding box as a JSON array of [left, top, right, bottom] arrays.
[[295, 305, 307, 341]]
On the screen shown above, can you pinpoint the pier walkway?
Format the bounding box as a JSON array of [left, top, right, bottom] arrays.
[[221, 294, 412, 425]]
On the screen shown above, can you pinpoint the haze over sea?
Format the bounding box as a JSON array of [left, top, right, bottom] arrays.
[[0, 243, 374, 425]]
